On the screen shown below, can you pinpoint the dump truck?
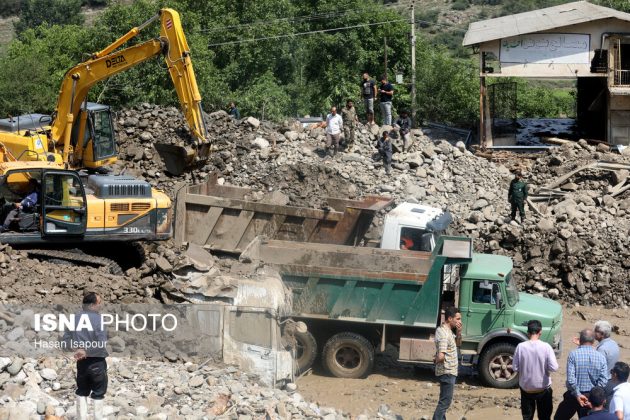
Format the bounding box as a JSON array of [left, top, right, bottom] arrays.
[[241, 236, 563, 389], [174, 176, 452, 253]]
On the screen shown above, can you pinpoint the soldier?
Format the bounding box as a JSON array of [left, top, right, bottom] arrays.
[[341, 100, 358, 152], [508, 170, 528, 222]]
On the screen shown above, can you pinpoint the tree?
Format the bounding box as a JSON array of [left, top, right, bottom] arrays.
[[0, 0, 22, 18], [14, 0, 84, 37], [235, 71, 291, 121], [0, 24, 96, 116]]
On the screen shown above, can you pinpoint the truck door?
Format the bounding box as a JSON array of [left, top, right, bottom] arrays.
[[461, 280, 506, 338], [42, 171, 87, 236]]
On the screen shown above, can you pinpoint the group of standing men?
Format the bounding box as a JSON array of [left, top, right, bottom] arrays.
[[432, 309, 629, 420], [320, 72, 412, 175], [361, 72, 394, 126]]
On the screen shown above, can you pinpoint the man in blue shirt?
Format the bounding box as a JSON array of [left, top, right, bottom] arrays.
[[586, 386, 617, 420], [594, 320, 620, 373], [0, 178, 38, 233], [555, 329, 608, 419]]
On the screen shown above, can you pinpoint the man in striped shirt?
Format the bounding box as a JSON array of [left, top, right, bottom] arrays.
[[432, 306, 462, 420], [554, 329, 608, 419]]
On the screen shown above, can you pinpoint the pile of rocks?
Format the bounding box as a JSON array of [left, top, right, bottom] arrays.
[[112, 104, 630, 305], [0, 356, 396, 419]]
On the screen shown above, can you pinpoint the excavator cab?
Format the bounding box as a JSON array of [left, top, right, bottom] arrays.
[[71, 103, 117, 171]]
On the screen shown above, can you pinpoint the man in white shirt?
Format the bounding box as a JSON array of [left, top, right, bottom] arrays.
[[610, 362, 630, 420], [321, 106, 343, 157]]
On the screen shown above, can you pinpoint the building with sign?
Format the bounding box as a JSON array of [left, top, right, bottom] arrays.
[[463, 1, 630, 147]]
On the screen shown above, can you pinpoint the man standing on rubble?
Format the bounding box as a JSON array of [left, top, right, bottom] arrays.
[[63, 292, 108, 420], [341, 100, 358, 152], [394, 110, 412, 153], [376, 131, 392, 175], [360, 72, 377, 126], [508, 170, 528, 222], [378, 74, 394, 126], [320, 106, 343, 157]]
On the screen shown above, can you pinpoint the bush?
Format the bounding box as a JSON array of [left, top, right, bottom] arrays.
[[0, 0, 22, 17], [14, 0, 84, 37], [452, 0, 470, 11]]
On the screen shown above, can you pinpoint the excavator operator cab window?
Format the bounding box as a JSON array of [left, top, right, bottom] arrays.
[[90, 109, 116, 161]]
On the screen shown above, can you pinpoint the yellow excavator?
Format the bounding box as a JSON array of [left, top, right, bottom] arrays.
[[0, 9, 211, 269], [0, 8, 209, 176]]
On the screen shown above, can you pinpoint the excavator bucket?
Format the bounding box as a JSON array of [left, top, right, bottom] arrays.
[[154, 142, 210, 176], [154, 143, 196, 176]]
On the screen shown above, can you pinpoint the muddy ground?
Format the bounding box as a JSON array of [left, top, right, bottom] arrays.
[[297, 305, 630, 419]]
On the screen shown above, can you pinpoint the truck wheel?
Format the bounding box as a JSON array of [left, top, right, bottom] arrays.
[[295, 331, 317, 374], [322, 332, 374, 379], [478, 342, 518, 389]]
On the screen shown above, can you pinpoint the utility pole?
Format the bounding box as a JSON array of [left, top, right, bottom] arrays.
[[410, 1, 417, 125], [384, 37, 388, 78]]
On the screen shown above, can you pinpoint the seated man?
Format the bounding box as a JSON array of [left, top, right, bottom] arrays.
[[0, 178, 39, 233]]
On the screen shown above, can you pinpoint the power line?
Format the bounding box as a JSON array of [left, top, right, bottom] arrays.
[[197, 2, 413, 34], [206, 18, 409, 47]]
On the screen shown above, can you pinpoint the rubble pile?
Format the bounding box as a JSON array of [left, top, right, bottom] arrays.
[[0, 356, 386, 419], [113, 104, 630, 305]]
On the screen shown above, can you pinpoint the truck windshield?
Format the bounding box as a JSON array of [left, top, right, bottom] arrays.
[[506, 273, 519, 306]]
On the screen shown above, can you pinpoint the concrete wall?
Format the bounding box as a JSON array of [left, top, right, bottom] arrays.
[[478, 19, 630, 78]]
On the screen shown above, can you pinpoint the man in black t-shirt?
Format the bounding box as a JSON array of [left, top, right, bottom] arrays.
[[360, 72, 377, 125], [379, 75, 394, 126]]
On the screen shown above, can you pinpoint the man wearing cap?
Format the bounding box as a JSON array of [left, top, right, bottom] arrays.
[[508, 170, 528, 223]]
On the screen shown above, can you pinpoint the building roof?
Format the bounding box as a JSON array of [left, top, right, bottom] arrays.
[[463, 1, 630, 46]]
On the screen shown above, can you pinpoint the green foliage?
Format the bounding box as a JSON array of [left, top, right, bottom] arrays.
[[594, 0, 630, 12], [0, 24, 96, 114], [452, 0, 470, 11], [415, 42, 479, 126], [0, 0, 22, 17], [14, 0, 84, 36], [515, 80, 575, 118], [235, 72, 291, 121], [0, 54, 52, 114], [0, 0, 485, 127]]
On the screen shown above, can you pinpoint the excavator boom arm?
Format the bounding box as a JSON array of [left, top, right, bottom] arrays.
[[50, 8, 208, 170]]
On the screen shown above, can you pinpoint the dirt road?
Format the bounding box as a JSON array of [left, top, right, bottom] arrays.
[[297, 305, 630, 419]]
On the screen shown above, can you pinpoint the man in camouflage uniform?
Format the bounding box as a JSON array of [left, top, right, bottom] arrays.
[[508, 170, 528, 222], [341, 100, 358, 152]]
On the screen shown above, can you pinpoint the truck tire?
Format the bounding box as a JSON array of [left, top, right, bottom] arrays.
[[322, 332, 374, 379], [295, 331, 317, 374], [478, 342, 518, 389]]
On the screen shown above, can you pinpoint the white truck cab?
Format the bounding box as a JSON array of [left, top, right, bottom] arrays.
[[380, 202, 453, 252]]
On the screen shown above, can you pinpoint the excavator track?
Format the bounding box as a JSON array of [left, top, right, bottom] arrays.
[[26, 249, 123, 275]]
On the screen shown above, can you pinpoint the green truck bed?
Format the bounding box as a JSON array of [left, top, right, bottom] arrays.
[[240, 236, 473, 328]]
